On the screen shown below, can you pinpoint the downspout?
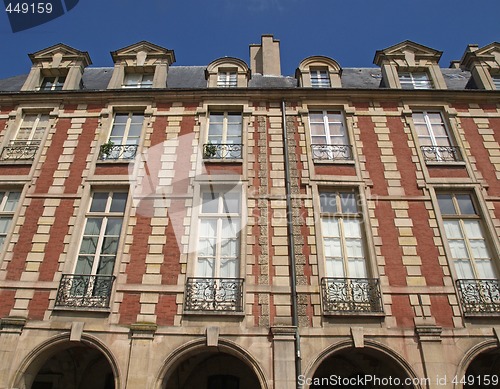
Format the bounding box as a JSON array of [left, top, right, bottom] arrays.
[[281, 99, 302, 388]]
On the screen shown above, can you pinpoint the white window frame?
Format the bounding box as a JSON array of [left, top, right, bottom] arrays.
[[309, 110, 351, 160], [310, 68, 331, 88], [399, 72, 433, 89], [14, 113, 49, 144], [39, 75, 66, 91], [123, 73, 154, 88], [195, 189, 241, 279], [319, 191, 368, 279], [0, 190, 21, 250], [217, 71, 237, 88], [412, 111, 459, 162], [438, 192, 497, 280], [73, 191, 128, 277]]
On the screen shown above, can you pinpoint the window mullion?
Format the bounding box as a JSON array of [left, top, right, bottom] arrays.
[[459, 218, 479, 279], [323, 111, 331, 145]]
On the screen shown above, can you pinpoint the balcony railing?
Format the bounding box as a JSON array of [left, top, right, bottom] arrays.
[[311, 144, 353, 161], [184, 277, 244, 312], [456, 279, 500, 315], [98, 144, 138, 160], [420, 146, 462, 162], [55, 274, 115, 309], [321, 277, 383, 314], [203, 144, 243, 159], [0, 140, 40, 161]]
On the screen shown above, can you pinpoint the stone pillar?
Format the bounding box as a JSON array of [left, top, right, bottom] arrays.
[[126, 323, 157, 389], [416, 324, 453, 389], [0, 317, 26, 388], [271, 326, 297, 389]]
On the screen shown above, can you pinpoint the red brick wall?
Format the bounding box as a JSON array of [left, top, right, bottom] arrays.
[[156, 294, 176, 326]]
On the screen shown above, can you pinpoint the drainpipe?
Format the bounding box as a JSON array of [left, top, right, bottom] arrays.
[[281, 99, 302, 389]]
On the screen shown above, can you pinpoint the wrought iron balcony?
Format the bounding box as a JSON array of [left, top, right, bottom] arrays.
[[321, 277, 383, 314], [55, 274, 115, 309], [311, 144, 353, 161], [184, 277, 244, 312], [456, 279, 500, 315], [203, 143, 243, 159], [420, 146, 462, 162], [0, 140, 40, 161], [98, 144, 138, 160]]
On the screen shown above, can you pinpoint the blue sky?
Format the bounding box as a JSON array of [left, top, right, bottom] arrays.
[[0, 0, 499, 79]]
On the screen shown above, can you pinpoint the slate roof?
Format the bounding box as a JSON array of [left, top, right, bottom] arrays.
[[0, 66, 474, 92]]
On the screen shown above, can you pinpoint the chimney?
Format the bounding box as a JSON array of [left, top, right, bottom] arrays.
[[250, 34, 281, 76]]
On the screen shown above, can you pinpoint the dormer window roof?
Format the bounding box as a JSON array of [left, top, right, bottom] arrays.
[[373, 40, 446, 89], [107, 41, 175, 89], [296, 56, 342, 88], [21, 43, 91, 91], [206, 58, 250, 88], [459, 42, 500, 90]]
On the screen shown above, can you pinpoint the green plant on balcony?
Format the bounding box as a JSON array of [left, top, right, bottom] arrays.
[[100, 140, 115, 159], [204, 142, 218, 159]]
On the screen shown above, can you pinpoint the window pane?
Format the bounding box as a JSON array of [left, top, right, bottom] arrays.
[[456, 194, 475, 215], [4, 192, 20, 212], [97, 256, 116, 275], [345, 238, 364, 258], [449, 240, 468, 259], [222, 193, 240, 214], [324, 238, 342, 258], [437, 195, 455, 215], [348, 258, 367, 278], [220, 258, 237, 277], [105, 218, 123, 235], [114, 114, 128, 124], [443, 220, 462, 239], [340, 193, 357, 213], [201, 192, 219, 213], [325, 258, 344, 277], [83, 218, 102, 235], [0, 217, 11, 233], [322, 218, 339, 237], [101, 237, 119, 255], [196, 258, 215, 277], [90, 193, 108, 212], [309, 113, 324, 123], [199, 219, 217, 237], [320, 194, 337, 213], [343, 219, 362, 238], [476, 260, 496, 279], [79, 236, 99, 255], [454, 259, 474, 279], [470, 240, 490, 259], [75, 255, 94, 274], [110, 193, 128, 213]]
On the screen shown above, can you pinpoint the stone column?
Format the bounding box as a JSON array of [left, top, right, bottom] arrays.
[[0, 317, 26, 388], [271, 326, 297, 389], [126, 323, 157, 389]]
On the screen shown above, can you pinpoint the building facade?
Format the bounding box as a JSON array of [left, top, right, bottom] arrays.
[[0, 35, 499, 389]]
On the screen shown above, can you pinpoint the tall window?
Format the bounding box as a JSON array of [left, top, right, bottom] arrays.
[[310, 68, 331, 88], [196, 189, 240, 278], [438, 193, 496, 280], [320, 191, 367, 278], [75, 191, 128, 277], [204, 112, 242, 159], [0, 190, 21, 249], [101, 113, 143, 160], [413, 111, 460, 162], [399, 72, 433, 89], [15, 113, 49, 144], [39, 76, 66, 91], [123, 73, 154, 88], [217, 71, 237, 88], [309, 111, 351, 160]]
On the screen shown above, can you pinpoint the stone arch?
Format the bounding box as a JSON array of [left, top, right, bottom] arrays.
[[455, 340, 500, 388], [155, 338, 268, 389], [304, 340, 421, 389], [11, 332, 121, 389]]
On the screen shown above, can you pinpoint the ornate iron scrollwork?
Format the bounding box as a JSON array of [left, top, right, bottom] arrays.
[[55, 274, 115, 309], [456, 279, 500, 314], [311, 144, 353, 161], [0, 140, 40, 160], [185, 277, 244, 312], [203, 144, 243, 159], [420, 146, 461, 162], [321, 277, 383, 313], [99, 144, 138, 160]]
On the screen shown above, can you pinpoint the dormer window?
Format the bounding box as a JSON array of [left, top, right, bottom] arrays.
[[310, 68, 331, 88], [374, 41, 446, 90], [108, 41, 175, 90], [39, 75, 66, 91], [459, 43, 500, 90], [398, 72, 433, 89], [123, 72, 154, 88], [206, 58, 250, 88], [21, 44, 91, 92], [296, 56, 342, 88], [217, 70, 237, 88]]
